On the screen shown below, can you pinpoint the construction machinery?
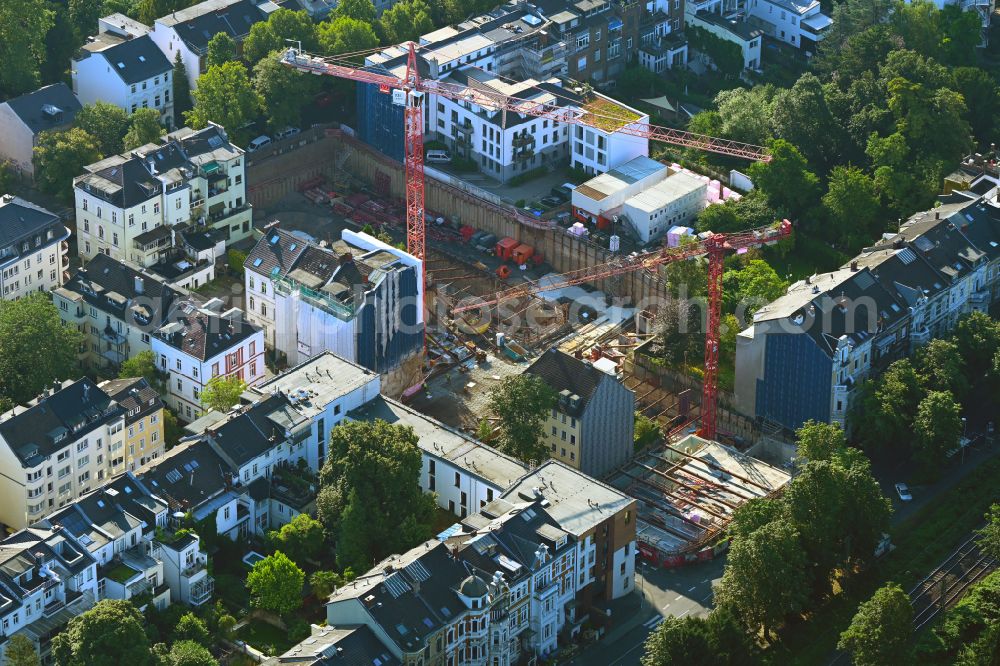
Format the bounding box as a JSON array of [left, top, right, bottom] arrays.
[[451, 220, 794, 440], [280, 43, 779, 440]]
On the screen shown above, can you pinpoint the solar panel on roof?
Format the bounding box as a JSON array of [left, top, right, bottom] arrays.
[[165, 469, 182, 483], [853, 272, 875, 290], [384, 572, 411, 598], [897, 248, 917, 265]]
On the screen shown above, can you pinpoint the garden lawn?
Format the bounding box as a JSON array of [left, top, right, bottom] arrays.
[[236, 618, 297, 656]]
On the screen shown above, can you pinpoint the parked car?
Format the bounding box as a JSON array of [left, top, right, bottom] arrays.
[[553, 183, 575, 200], [275, 126, 301, 140], [426, 149, 452, 163], [540, 195, 564, 208], [247, 135, 272, 152], [895, 482, 912, 501]]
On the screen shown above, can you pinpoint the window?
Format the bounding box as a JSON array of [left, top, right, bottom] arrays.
[[454, 472, 461, 487]]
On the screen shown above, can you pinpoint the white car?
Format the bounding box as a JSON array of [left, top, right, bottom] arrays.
[[895, 482, 912, 501], [275, 126, 301, 140]]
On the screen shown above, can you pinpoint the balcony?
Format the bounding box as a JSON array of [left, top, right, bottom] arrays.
[[101, 325, 127, 345], [189, 576, 214, 605], [208, 203, 250, 224], [182, 556, 208, 578]]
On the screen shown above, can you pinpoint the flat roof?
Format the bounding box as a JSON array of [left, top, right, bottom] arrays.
[[256, 351, 379, 418], [624, 171, 706, 213], [575, 156, 668, 201]]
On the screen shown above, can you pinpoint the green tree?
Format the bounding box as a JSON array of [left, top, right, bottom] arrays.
[[747, 140, 820, 219], [164, 408, 183, 449], [0, 294, 84, 406], [714, 85, 778, 147], [913, 390, 962, 479], [916, 338, 968, 403], [246, 551, 305, 616], [5, 633, 40, 666], [727, 498, 785, 543], [951, 67, 999, 143], [309, 568, 356, 600], [486, 373, 558, 464], [688, 26, 743, 78], [206, 32, 236, 69], [380, 0, 434, 44], [123, 108, 166, 149], [329, 0, 376, 23], [771, 73, 841, 173], [976, 504, 1000, 561], [119, 350, 158, 384], [243, 9, 317, 65], [268, 513, 325, 564], [634, 412, 661, 449], [33, 128, 101, 201], [186, 62, 262, 144], [317, 420, 436, 571], [641, 615, 712, 665], [956, 624, 1000, 666], [715, 520, 810, 642], [164, 640, 218, 666], [68, 0, 104, 44], [819, 0, 893, 55], [51, 599, 153, 666], [173, 52, 193, 120], [0, 0, 54, 98], [172, 612, 210, 647], [857, 358, 925, 458], [253, 51, 318, 130], [75, 102, 131, 156], [822, 166, 883, 249], [216, 614, 237, 640], [954, 312, 1000, 398], [838, 582, 913, 665], [200, 374, 247, 412], [795, 420, 846, 462], [227, 248, 247, 277], [317, 16, 380, 55], [721, 259, 787, 318]]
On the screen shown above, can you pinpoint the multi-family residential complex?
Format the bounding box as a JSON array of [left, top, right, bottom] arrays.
[[148, 0, 278, 89], [151, 298, 264, 420], [524, 348, 636, 476], [54, 253, 187, 373], [0, 84, 81, 179], [322, 460, 636, 664], [736, 190, 1000, 431], [243, 226, 424, 395], [98, 378, 166, 471], [687, 10, 763, 70], [745, 0, 830, 51], [0, 195, 70, 301], [71, 16, 174, 127], [350, 2, 650, 179], [74, 122, 251, 263], [0, 378, 151, 530]]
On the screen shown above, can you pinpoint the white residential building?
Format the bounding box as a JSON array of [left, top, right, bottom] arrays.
[[0, 195, 70, 301], [151, 298, 264, 421], [571, 155, 671, 223], [0, 84, 81, 179], [71, 20, 174, 127], [688, 10, 764, 70], [148, 0, 277, 89], [622, 170, 708, 243], [244, 227, 424, 395], [0, 379, 128, 531], [74, 123, 252, 264], [745, 0, 831, 51], [0, 527, 99, 663]]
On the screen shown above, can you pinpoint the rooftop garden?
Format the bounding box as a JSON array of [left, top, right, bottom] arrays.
[[105, 561, 140, 585], [581, 95, 642, 133]]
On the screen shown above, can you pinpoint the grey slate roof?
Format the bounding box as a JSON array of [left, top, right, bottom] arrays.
[[3, 83, 81, 135], [100, 377, 164, 426], [89, 34, 172, 85], [139, 440, 232, 509], [264, 625, 398, 666], [207, 393, 308, 467], [155, 299, 261, 361], [524, 347, 605, 417], [0, 196, 66, 253], [158, 0, 268, 53], [0, 379, 119, 468]]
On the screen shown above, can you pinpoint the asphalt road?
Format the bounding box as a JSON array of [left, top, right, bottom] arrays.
[[567, 557, 727, 666]]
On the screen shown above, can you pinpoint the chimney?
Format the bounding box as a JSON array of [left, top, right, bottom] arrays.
[[935, 212, 940, 219], [805, 275, 811, 284], [264, 219, 280, 232], [135, 276, 144, 294], [850, 260, 858, 272]]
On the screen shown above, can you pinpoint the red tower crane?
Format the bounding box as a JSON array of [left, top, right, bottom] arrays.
[[282, 43, 781, 440], [451, 220, 793, 441]]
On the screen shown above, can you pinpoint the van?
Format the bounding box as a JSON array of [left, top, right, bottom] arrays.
[[247, 135, 272, 152], [426, 149, 452, 163], [275, 126, 300, 141]]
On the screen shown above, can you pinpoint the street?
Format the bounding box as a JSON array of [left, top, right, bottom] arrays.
[[567, 557, 727, 666]]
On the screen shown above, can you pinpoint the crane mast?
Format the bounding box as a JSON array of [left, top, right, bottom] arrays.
[[281, 44, 784, 440]]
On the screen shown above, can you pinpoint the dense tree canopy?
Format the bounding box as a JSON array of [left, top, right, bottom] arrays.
[[318, 16, 380, 55], [243, 9, 317, 65], [641, 609, 755, 666], [380, 0, 434, 44], [268, 513, 325, 565], [51, 600, 153, 666], [913, 390, 962, 478], [186, 62, 261, 145], [33, 128, 101, 201], [124, 108, 166, 150], [838, 583, 913, 665], [206, 32, 237, 69], [5, 634, 40, 666], [246, 551, 305, 616], [76, 102, 131, 155], [200, 374, 247, 413], [253, 52, 319, 130], [119, 350, 158, 384], [0, 0, 54, 98], [487, 374, 558, 464]]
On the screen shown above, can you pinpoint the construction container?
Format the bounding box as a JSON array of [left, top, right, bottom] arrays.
[[512, 244, 534, 265], [667, 226, 694, 247], [496, 237, 519, 260], [496, 264, 512, 280]]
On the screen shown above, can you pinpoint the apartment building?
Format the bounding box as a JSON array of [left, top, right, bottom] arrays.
[[745, 0, 830, 51], [524, 348, 635, 477], [53, 254, 187, 373], [687, 10, 763, 70], [151, 298, 264, 420], [71, 20, 174, 127], [0, 526, 99, 663], [244, 227, 423, 394], [264, 626, 399, 666], [736, 189, 1000, 432], [322, 461, 636, 663], [0, 84, 81, 179], [0, 195, 71, 301], [74, 122, 251, 263], [98, 378, 166, 471], [148, 0, 278, 89]]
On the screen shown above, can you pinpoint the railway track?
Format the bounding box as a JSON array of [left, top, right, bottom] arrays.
[[909, 534, 998, 631]]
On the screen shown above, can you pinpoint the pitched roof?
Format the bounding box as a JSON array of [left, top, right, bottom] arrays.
[[523, 348, 606, 416], [157, 0, 268, 53], [245, 227, 309, 277], [139, 440, 232, 509], [88, 34, 172, 85], [3, 83, 81, 134], [0, 195, 66, 250], [0, 379, 119, 468], [99, 377, 163, 425], [263, 625, 398, 666], [207, 393, 308, 467], [155, 298, 260, 361], [76, 153, 163, 209]]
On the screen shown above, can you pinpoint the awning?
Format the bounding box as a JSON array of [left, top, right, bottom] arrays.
[[201, 161, 220, 175], [641, 96, 677, 113]]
